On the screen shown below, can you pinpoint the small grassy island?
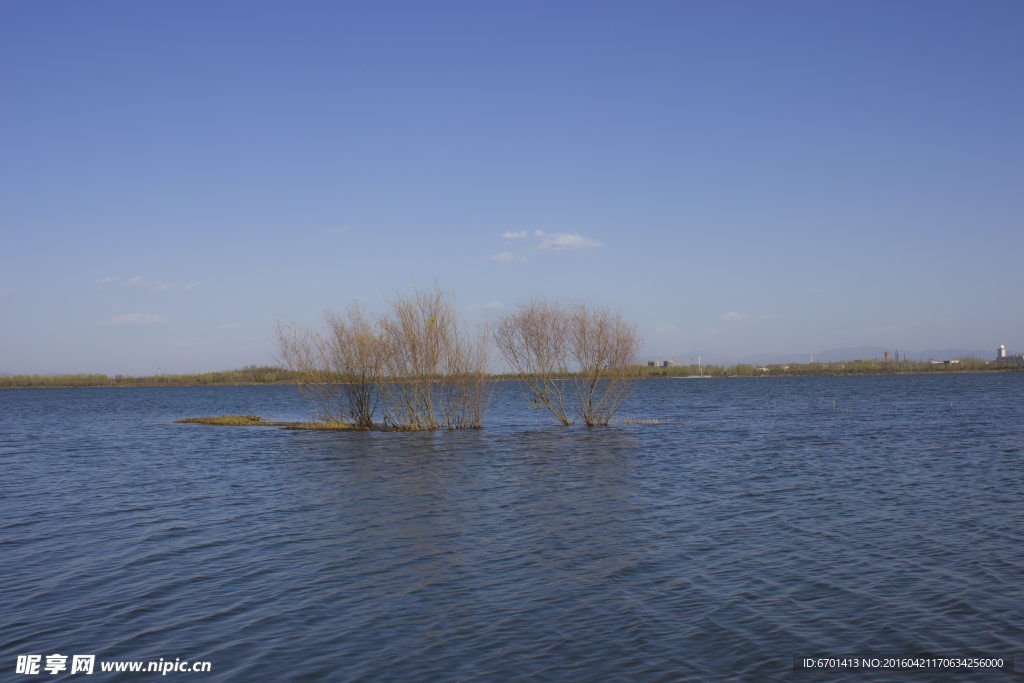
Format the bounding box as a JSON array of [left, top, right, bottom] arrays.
[[176, 415, 361, 430]]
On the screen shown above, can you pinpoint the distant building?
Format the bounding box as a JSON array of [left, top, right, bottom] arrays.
[[995, 345, 1023, 367]]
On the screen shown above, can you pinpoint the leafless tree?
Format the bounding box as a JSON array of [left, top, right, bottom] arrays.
[[377, 283, 492, 430], [493, 295, 575, 425], [275, 319, 349, 425], [275, 303, 382, 427], [323, 303, 381, 427], [567, 302, 642, 426], [377, 286, 450, 429], [494, 296, 641, 426], [440, 319, 493, 429]]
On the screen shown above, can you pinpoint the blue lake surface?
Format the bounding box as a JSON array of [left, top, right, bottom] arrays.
[[1, 375, 1022, 681]]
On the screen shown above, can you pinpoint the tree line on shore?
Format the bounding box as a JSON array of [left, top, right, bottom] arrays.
[[637, 355, 1000, 377], [0, 366, 293, 389], [2, 354, 1011, 392]]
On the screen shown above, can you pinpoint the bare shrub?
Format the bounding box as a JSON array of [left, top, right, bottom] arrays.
[[440, 320, 493, 429], [493, 295, 575, 425], [377, 286, 449, 429], [275, 319, 348, 425], [323, 303, 381, 428], [275, 303, 382, 427], [494, 296, 641, 426], [377, 283, 492, 430], [279, 286, 493, 430], [567, 303, 642, 426]]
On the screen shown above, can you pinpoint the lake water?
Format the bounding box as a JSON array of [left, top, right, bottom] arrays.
[[2, 375, 1021, 681]]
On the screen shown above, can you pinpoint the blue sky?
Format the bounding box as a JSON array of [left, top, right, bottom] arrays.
[[1, 1, 1021, 374]]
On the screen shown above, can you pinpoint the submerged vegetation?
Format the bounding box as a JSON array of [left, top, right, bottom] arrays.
[[176, 415, 359, 430], [277, 284, 493, 431], [494, 296, 641, 426], [178, 415, 272, 426], [276, 288, 643, 430]]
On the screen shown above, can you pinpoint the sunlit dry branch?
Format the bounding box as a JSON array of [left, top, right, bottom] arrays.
[[376, 283, 492, 430], [275, 303, 382, 427], [495, 296, 640, 426], [440, 319, 494, 429], [567, 303, 641, 426], [323, 303, 381, 428], [493, 295, 575, 425], [278, 285, 490, 431], [275, 319, 348, 425], [377, 285, 450, 429]]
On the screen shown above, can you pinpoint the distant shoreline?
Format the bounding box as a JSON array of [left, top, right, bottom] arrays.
[[2, 366, 1020, 389]]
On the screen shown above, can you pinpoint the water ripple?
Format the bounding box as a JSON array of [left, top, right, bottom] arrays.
[[1, 375, 1022, 681]]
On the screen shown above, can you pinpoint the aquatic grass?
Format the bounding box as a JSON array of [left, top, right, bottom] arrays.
[[177, 415, 271, 426], [177, 415, 377, 431]]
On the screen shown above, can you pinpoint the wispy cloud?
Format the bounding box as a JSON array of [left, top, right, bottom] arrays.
[[217, 323, 241, 331], [123, 276, 147, 289], [533, 230, 544, 237], [759, 314, 778, 319], [720, 311, 747, 321], [652, 324, 679, 333], [0, 287, 13, 297], [502, 230, 528, 239], [94, 275, 196, 292], [808, 287, 824, 293], [101, 312, 170, 327], [326, 227, 347, 233], [539, 233, 602, 250], [491, 251, 526, 262]]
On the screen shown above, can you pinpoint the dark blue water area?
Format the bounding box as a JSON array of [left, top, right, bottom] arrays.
[[1, 375, 1021, 682]]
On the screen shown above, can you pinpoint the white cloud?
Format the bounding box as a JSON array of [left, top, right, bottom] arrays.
[[759, 314, 778, 319], [502, 230, 527, 239], [533, 230, 545, 237], [217, 323, 241, 331], [491, 251, 526, 262], [539, 233, 602, 250], [327, 227, 347, 233], [123, 276, 147, 289], [102, 312, 170, 327], [97, 275, 198, 292], [720, 312, 747, 321], [808, 287, 824, 293]]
